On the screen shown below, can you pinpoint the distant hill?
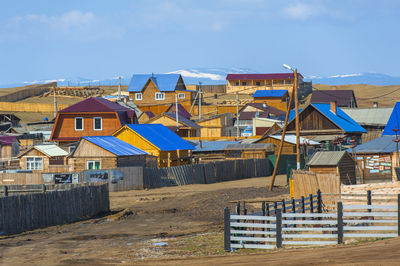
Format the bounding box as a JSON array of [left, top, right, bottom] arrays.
[[310, 73, 400, 86]]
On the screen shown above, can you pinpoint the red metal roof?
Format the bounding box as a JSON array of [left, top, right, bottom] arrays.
[[0, 135, 17, 145], [226, 73, 303, 80]]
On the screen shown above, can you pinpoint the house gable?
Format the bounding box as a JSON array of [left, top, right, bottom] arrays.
[[113, 126, 160, 156], [72, 138, 116, 158]]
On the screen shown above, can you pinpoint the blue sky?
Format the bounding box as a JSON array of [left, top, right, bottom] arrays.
[[1, 0, 400, 84]]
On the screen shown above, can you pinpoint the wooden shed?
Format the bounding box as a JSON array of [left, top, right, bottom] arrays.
[[255, 134, 320, 155], [307, 151, 356, 185], [18, 144, 69, 172], [197, 113, 234, 138], [69, 136, 156, 172]]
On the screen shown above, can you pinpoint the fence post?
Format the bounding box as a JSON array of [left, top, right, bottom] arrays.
[[266, 203, 270, 216], [309, 194, 314, 213], [262, 201, 266, 216], [276, 209, 282, 248], [301, 196, 305, 220], [317, 189, 322, 213], [42, 184, 46, 193], [224, 207, 231, 252], [291, 198, 296, 213], [3, 186, 8, 196], [282, 200, 286, 214], [337, 202, 343, 244], [398, 194, 400, 236], [367, 190, 372, 213], [274, 201, 278, 215], [243, 201, 247, 215], [236, 201, 240, 215]]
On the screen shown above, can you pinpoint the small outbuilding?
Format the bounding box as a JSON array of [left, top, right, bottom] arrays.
[[18, 144, 69, 172], [307, 151, 356, 185]]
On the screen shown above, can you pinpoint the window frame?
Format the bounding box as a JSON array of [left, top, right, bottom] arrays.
[[241, 81, 247, 86], [26, 156, 43, 170], [178, 93, 185, 99], [155, 92, 165, 101], [93, 117, 102, 131], [75, 117, 84, 131], [87, 160, 101, 170], [135, 93, 142, 100]]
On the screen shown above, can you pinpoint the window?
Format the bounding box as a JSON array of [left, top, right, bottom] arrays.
[[26, 157, 43, 170], [178, 93, 185, 99], [69, 146, 76, 153], [87, 160, 101, 170], [256, 81, 261, 86], [241, 82, 247, 86], [155, 92, 165, 100], [281, 80, 285, 84], [75, 117, 83, 131], [135, 93, 142, 100], [235, 82, 239, 86], [93, 117, 102, 131], [286, 80, 291, 84]]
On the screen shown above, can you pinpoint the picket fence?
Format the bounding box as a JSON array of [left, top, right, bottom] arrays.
[[143, 159, 271, 188], [224, 193, 400, 251]]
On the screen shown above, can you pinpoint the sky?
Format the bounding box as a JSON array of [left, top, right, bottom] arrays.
[[1, 0, 400, 84]]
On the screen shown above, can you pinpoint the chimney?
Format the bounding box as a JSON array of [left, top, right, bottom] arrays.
[[373, 101, 378, 108], [330, 101, 337, 115]]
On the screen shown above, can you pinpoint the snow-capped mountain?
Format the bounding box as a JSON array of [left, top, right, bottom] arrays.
[[1, 69, 400, 88]]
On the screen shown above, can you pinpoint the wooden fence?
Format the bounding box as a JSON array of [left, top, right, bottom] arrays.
[[143, 159, 271, 188], [0, 183, 109, 235], [224, 193, 400, 250], [291, 170, 340, 199], [0, 102, 69, 113], [0, 172, 43, 185]]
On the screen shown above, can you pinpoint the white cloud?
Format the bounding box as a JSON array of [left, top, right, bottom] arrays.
[[282, 3, 323, 20], [166, 70, 225, 80]]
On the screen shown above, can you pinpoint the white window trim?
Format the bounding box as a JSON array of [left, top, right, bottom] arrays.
[[135, 93, 142, 100], [26, 156, 43, 170], [93, 117, 102, 131], [87, 160, 101, 170], [68, 146, 76, 153], [155, 92, 165, 101], [178, 93, 185, 99], [75, 117, 84, 131]]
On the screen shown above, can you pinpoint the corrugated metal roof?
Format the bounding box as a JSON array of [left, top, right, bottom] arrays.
[[60, 97, 134, 116], [83, 136, 147, 156], [193, 141, 239, 152], [269, 135, 320, 145], [127, 74, 182, 92], [0, 135, 17, 145], [226, 73, 303, 80], [351, 135, 397, 153], [126, 124, 195, 151], [307, 151, 349, 166], [163, 113, 201, 128], [225, 143, 274, 151], [35, 144, 68, 157], [252, 90, 288, 98], [342, 107, 393, 126], [311, 90, 357, 107], [382, 102, 400, 135]]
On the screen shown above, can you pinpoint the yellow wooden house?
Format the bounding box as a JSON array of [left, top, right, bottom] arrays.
[[196, 113, 234, 138], [145, 112, 200, 138], [113, 124, 195, 167]]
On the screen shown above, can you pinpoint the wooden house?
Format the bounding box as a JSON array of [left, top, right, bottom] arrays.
[[145, 112, 200, 138], [69, 136, 156, 172], [255, 134, 320, 155], [127, 74, 196, 112], [286, 102, 366, 145], [226, 73, 309, 95], [0, 136, 19, 159], [252, 117, 282, 136], [138, 111, 155, 124], [113, 124, 195, 167], [196, 113, 234, 138], [307, 151, 356, 185], [50, 97, 136, 148], [18, 144, 69, 172], [165, 103, 192, 120], [252, 90, 289, 111], [311, 90, 357, 108]]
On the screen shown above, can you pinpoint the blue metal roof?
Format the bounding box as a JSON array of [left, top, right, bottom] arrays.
[[252, 90, 288, 98], [125, 124, 195, 151], [83, 136, 147, 156], [349, 135, 397, 153], [127, 74, 182, 92], [382, 102, 400, 135], [289, 104, 366, 133]]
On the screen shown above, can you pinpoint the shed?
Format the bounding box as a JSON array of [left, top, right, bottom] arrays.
[[224, 143, 274, 159], [255, 134, 320, 155], [69, 136, 156, 171], [113, 124, 195, 167], [307, 151, 356, 185], [18, 144, 69, 172]]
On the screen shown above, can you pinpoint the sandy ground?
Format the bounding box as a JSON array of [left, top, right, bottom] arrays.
[[1, 175, 400, 265]]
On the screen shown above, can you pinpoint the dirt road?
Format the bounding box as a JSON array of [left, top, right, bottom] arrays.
[[1, 175, 399, 265]]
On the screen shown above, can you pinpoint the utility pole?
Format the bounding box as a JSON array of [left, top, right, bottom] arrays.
[[175, 94, 179, 131], [198, 82, 202, 120], [294, 69, 300, 170], [236, 91, 240, 138], [118, 76, 121, 101], [53, 86, 57, 118]]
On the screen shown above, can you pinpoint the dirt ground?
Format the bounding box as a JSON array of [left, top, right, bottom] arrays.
[[1, 175, 400, 265]]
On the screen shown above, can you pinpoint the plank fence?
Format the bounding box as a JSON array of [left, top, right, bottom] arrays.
[[224, 192, 400, 251], [0, 183, 109, 235]]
